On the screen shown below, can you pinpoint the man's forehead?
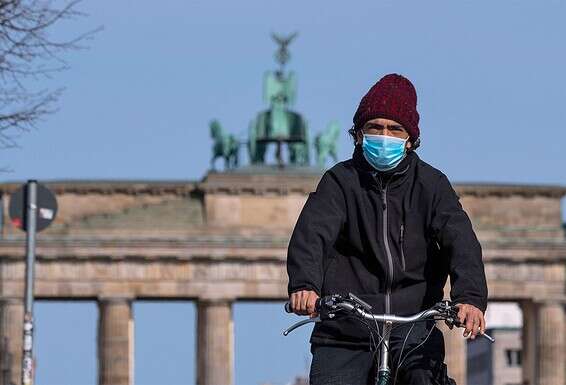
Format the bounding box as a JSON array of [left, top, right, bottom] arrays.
[[364, 118, 403, 127]]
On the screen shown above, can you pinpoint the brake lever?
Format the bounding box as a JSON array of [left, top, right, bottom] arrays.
[[452, 319, 495, 343], [480, 332, 495, 343], [435, 301, 495, 343], [348, 293, 372, 311], [444, 316, 495, 343], [282, 316, 321, 336]]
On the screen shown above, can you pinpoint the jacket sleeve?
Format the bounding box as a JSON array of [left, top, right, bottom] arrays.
[[431, 174, 488, 312], [286, 170, 346, 296]]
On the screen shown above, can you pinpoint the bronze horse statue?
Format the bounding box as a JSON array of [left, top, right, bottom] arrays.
[[209, 120, 239, 170], [314, 121, 340, 168]]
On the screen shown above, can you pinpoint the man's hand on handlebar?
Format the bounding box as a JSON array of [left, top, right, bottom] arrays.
[[456, 303, 486, 340], [289, 290, 319, 318]]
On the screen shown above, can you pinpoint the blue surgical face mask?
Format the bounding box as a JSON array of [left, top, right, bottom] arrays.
[[362, 134, 408, 171]]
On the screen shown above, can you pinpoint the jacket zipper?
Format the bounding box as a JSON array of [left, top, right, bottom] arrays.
[[375, 165, 410, 315], [400, 224, 406, 271], [381, 185, 394, 314]]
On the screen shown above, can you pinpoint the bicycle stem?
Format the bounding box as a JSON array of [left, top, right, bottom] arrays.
[[378, 321, 392, 378]]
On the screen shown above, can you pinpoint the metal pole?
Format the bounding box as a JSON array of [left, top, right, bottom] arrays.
[[21, 180, 37, 385], [0, 192, 4, 239]]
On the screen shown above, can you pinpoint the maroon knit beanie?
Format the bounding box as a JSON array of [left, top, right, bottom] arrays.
[[353, 73, 420, 142]]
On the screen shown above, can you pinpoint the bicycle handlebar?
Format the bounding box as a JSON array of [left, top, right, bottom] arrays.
[[285, 298, 439, 323], [283, 293, 495, 343]]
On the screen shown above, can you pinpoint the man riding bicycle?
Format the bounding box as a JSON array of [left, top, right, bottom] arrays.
[[287, 74, 488, 385]]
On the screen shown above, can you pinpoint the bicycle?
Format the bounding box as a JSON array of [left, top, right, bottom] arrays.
[[283, 293, 494, 385]]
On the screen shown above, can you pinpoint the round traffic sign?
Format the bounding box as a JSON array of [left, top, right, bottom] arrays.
[[9, 182, 58, 232]]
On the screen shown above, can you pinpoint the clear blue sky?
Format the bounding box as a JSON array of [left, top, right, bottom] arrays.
[[4, 1, 565, 384]]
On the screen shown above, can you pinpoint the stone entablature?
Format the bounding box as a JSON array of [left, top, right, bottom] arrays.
[[2, 177, 565, 238], [2, 178, 564, 196]]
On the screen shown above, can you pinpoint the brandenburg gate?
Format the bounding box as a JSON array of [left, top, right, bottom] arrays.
[[0, 174, 565, 385]]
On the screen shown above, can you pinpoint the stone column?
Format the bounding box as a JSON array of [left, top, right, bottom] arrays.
[[0, 298, 23, 385], [97, 298, 134, 385], [438, 322, 467, 385], [439, 283, 467, 385], [521, 300, 537, 385], [536, 302, 565, 385], [196, 299, 234, 385]]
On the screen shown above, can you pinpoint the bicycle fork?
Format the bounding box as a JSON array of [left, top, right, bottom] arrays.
[[376, 321, 392, 385]]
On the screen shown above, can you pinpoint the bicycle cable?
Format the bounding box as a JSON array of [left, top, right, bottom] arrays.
[[350, 312, 399, 376], [343, 313, 389, 372], [393, 320, 436, 384], [370, 312, 385, 372], [352, 315, 384, 352], [392, 322, 415, 385], [355, 316, 384, 373]]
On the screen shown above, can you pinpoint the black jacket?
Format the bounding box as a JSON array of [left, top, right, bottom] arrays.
[[286, 146, 488, 347]]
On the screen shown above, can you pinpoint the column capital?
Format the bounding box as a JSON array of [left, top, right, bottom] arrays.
[[532, 297, 566, 307], [97, 295, 134, 304], [0, 297, 23, 305], [197, 297, 234, 306]]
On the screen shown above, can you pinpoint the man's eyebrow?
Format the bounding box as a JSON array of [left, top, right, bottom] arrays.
[[364, 123, 405, 130], [364, 123, 384, 129]]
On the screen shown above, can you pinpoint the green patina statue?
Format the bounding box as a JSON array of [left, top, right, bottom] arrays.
[[248, 32, 309, 167], [209, 33, 341, 170], [209, 119, 239, 170], [314, 121, 341, 169]]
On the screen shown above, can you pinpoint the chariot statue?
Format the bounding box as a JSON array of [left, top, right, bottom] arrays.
[[248, 32, 310, 166], [209, 32, 341, 171]]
